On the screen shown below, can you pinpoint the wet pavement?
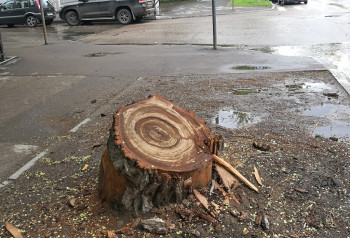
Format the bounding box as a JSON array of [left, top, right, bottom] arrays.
[[271, 43, 350, 95]]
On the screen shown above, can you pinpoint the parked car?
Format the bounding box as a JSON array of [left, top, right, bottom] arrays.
[[59, 0, 153, 26], [0, 0, 56, 27], [278, 0, 307, 5]]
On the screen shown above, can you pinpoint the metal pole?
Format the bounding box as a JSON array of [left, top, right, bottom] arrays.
[[39, 0, 48, 44], [0, 31, 5, 61], [211, 0, 217, 49]]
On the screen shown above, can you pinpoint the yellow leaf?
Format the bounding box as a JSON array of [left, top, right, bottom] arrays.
[[82, 164, 89, 171]]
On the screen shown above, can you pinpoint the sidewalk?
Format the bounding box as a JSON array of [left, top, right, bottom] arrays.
[[155, 0, 272, 19]]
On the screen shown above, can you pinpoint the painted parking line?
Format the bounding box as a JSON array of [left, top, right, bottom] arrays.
[[277, 6, 287, 11], [69, 118, 91, 133], [0, 150, 48, 188], [1, 117, 93, 189]]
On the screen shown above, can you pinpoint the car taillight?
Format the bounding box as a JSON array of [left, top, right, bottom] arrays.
[[139, 0, 146, 3]]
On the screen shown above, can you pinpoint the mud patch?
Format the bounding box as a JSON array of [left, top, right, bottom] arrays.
[[232, 88, 260, 95]]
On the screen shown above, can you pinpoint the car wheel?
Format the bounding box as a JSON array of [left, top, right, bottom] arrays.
[[26, 15, 37, 27], [65, 11, 80, 26], [304, 0, 307, 3], [117, 8, 132, 25]]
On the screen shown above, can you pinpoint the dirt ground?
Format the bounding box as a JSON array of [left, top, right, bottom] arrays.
[[1, 70, 350, 237]]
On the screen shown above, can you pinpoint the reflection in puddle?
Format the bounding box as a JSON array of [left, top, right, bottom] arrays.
[[286, 82, 332, 92], [303, 104, 348, 117], [232, 65, 270, 70], [303, 104, 350, 140], [212, 109, 259, 129], [303, 82, 332, 92], [313, 122, 350, 141]]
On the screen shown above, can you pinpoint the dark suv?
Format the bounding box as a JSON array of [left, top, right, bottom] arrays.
[[0, 0, 56, 27], [59, 0, 153, 26]]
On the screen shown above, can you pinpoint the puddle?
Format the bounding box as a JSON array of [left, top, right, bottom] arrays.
[[232, 88, 260, 95], [303, 104, 350, 140], [232, 65, 270, 70], [313, 122, 350, 141], [303, 104, 348, 117], [84, 52, 123, 57], [212, 109, 259, 129], [58, 32, 94, 41], [272, 43, 350, 95], [286, 82, 332, 92], [286, 83, 304, 91], [303, 82, 332, 92]]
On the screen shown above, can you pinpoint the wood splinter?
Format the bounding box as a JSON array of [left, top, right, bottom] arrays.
[[212, 155, 259, 193]]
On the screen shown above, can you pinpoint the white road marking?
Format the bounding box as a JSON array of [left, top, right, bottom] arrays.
[[294, 6, 304, 11], [9, 150, 48, 180], [69, 118, 91, 133], [277, 6, 287, 11]]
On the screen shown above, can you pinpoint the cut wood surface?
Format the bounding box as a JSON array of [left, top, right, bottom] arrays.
[[99, 95, 216, 212], [113, 95, 212, 172], [213, 155, 259, 193]]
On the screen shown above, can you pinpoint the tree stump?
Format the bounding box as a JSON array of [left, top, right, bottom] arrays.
[[99, 95, 216, 213]]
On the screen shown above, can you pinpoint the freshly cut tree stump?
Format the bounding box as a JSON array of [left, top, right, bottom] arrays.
[[99, 95, 216, 212]]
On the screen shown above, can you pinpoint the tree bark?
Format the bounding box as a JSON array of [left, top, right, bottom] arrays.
[[99, 95, 216, 212]]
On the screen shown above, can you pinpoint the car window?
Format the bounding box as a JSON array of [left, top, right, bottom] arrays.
[[15, 0, 28, 8], [28, 0, 34, 7], [2, 0, 15, 10]]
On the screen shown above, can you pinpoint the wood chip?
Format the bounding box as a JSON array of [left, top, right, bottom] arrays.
[[193, 189, 209, 210], [67, 198, 76, 207], [107, 230, 117, 238], [195, 211, 217, 223], [212, 180, 227, 196], [5, 222, 23, 238], [213, 155, 259, 193], [215, 164, 240, 190], [254, 166, 263, 186]]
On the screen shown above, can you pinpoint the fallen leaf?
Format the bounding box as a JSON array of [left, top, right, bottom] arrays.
[[254, 166, 263, 186], [81, 164, 89, 171], [5, 221, 23, 238]]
